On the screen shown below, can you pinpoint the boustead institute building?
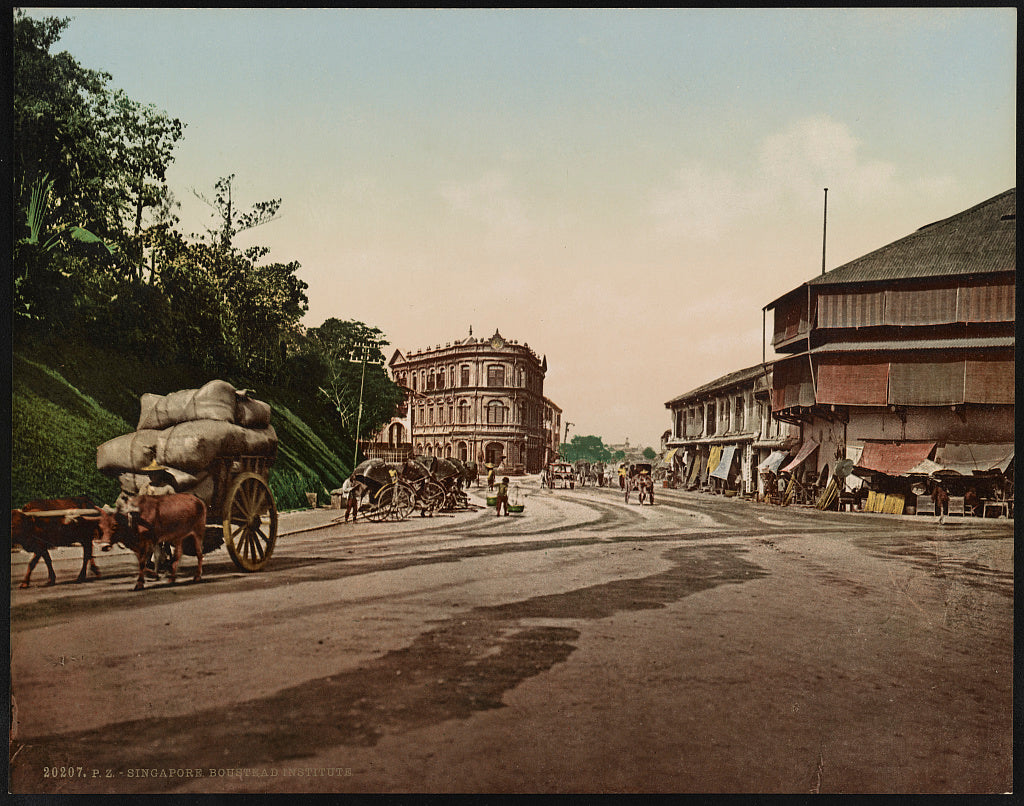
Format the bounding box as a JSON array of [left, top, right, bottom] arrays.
[[387, 329, 554, 474]]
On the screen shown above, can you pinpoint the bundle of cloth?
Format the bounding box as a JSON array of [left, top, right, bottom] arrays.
[[96, 380, 278, 503]]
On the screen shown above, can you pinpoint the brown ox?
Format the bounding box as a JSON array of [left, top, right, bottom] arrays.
[[97, 493, 206, 591], [11, 496, 103, 588]]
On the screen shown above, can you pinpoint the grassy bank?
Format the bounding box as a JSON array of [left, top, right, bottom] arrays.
[[11, 338, 357, 511]]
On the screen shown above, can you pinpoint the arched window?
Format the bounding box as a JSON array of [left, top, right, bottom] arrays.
[[458, 442, 468, 462], [388, 423, 405, 447], [458, 401, 470, 425], [486, 401, 506, 424]]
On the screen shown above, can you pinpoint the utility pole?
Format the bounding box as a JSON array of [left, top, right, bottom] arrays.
[[351, 342, 372, 471], [564, 421, 574, 460], [821, 187, 828, 276]]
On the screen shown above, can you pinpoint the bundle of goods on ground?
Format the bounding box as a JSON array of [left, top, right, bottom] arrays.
[[96, 380, 277, 502]]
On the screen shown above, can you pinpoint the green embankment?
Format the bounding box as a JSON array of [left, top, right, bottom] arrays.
[[11, 339, 357, 511]]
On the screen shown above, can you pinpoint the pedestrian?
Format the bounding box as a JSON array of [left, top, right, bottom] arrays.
[[495, 476, 510, 516], [624, 475, 633, 504], [931, 477, 949, 524], [487, 466, 496, 491], [342, 477, 362, 523], [643, 470, 654, 505], [964, 486, 980, 516], [618, 465, 627, 490], [539, 467, 547, 488]]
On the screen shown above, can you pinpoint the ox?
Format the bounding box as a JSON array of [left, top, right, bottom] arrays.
[[11, 496, 103, 588], [97, 493, 206, 591]]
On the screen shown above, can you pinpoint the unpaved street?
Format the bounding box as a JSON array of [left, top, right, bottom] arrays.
[[9, 481, 1013, 794]]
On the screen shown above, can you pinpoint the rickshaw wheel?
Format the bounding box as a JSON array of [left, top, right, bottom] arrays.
[[368, 483, 399, 522], [419, 479, 446, 512], [390, 482, 416, 520], [223, 472, 278, 572]]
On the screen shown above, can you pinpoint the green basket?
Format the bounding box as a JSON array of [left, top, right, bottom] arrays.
[[508, 504, 525, 513], [486, 496, 497, 506]]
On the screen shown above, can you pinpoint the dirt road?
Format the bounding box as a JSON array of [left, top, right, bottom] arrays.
[[9, 481, 1013, 793]]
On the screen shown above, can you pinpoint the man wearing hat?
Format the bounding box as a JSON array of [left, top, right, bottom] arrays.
[[139, 460, 176, 496]]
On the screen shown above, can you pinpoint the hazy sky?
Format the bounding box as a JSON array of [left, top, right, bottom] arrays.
[[25, 8, 1016, 447]]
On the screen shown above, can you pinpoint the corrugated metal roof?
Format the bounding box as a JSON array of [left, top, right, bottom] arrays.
[[811, 336, 1015, 353], [808, 188, 1015, 287], [664, 362, 769, 407]]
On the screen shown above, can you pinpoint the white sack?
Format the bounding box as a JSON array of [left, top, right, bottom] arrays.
[[234, 391, 272, 429], [137, 379, 237, 430], [96, 430, 160, 474]]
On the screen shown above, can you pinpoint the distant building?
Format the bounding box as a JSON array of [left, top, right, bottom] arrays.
[[763, 188, 1015, 499], [543, 396, 562, 466], [388, 328, 555, 474], [665, 363, 798, 496]]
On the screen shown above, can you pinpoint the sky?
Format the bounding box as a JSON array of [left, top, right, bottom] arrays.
[[23, 8, 1016, 448]]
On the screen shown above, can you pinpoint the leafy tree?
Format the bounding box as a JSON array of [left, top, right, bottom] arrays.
[[13, 10, 184, 331], [643, 447, 657, 460], [302, 319, 404, 441], [560, 435, 613, 463]]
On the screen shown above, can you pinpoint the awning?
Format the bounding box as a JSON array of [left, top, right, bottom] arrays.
[[710, 446, 736, 480], [705, 446, 723, 480], [932, 443, 1014, 474], [906, 458, 944, 476], [757, 450, 789, 474], [781, 440, 819, 473], [856, 441, 935, 477], [662, 448, 678, 466]]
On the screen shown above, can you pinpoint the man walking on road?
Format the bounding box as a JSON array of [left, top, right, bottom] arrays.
[[495, 477, 510, 516]]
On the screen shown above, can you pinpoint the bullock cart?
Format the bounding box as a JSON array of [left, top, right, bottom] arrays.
[[189, 453, 278, 572], [95, 380, 280, 573]]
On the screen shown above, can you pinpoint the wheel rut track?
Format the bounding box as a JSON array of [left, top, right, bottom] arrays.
[[10, 542, 768, 793]]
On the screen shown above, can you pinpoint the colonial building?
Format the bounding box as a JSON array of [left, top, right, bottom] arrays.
[[665, 363, 798, 496], [763, 188, 1015, 499], [388, 329, 555, 474], [543, 396, 562, 466]]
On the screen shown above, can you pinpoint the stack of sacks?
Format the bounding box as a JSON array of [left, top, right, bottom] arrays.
[[96, 380, 277, 502]]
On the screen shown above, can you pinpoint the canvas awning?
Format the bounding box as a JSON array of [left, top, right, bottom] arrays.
[[710, 446, 736, 480], [705, 446, 723, 480], [932, 443, 1014, 475], [781, 440, 819, 473], [757, 450, 789, 474], [662, 448, 678, 465], [856, 442, 935, 477]]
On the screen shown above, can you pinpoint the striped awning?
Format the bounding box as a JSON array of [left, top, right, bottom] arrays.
[[662, 448, 678, 465], [781, 440, 819, 473]]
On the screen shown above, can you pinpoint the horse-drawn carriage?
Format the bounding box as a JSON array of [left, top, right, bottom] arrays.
[[546, 461, 575, 489]]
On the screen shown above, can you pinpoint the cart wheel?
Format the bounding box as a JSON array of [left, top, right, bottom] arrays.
[[390, 482, 416, 521], [223, 472, 278, 571], [365, 485, 392, 522], [419, 480, 446, 512]]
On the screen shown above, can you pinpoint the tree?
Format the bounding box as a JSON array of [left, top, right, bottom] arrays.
[[13, 10, 184, 331], [643, 447, 657, 461], [560, 435, 613, 463], [302, 319, 404, 440]]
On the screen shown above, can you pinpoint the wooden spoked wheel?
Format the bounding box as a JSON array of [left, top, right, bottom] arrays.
[[390, 482, 416, 521], [223, 472, 278, 571]]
